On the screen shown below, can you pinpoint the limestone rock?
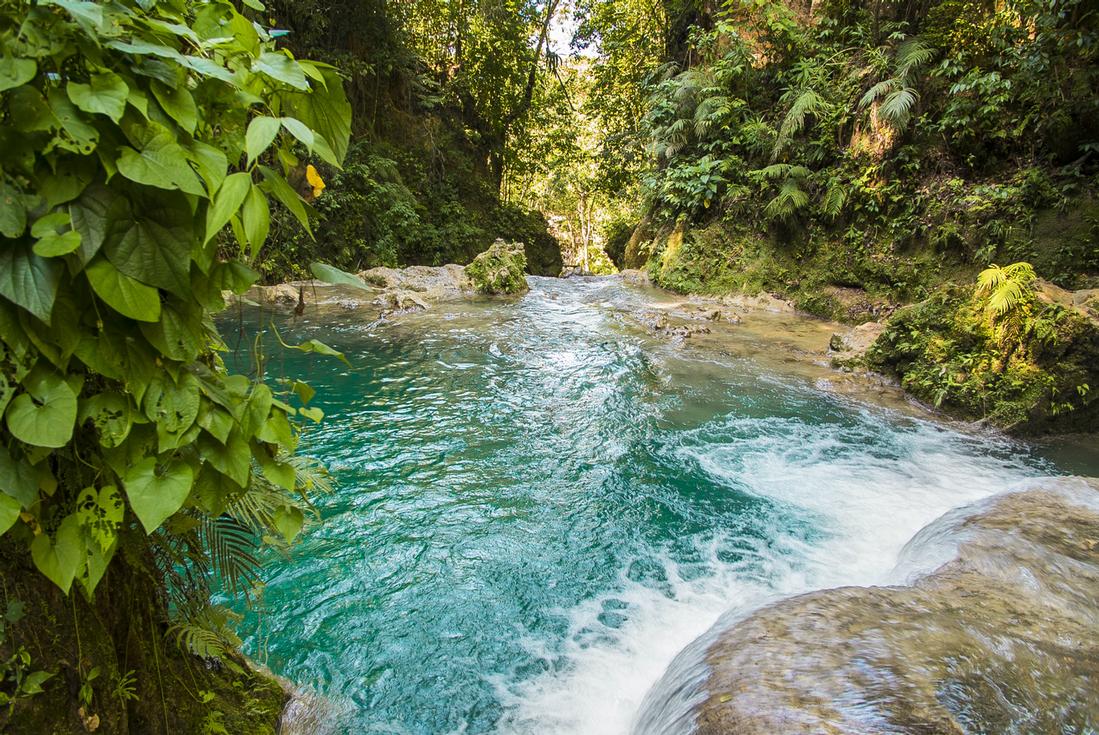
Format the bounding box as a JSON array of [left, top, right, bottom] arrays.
[[686, 478, 1099, 735], [465, 240, 529, 295]]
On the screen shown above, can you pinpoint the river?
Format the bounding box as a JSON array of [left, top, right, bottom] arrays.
[[223, 275, 1094, 734]]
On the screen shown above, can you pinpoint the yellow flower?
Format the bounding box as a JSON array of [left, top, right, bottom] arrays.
[[306, 164, 325, 198]]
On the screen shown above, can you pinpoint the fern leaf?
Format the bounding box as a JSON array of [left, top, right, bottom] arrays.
[[880, 87, 918, 125]]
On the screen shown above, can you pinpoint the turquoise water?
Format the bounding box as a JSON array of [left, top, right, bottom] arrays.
[[225, 277, 1081, 735]]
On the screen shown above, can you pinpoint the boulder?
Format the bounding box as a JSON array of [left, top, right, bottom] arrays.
[[676, 478, 1099, 735], [464, 240, 529, 295]]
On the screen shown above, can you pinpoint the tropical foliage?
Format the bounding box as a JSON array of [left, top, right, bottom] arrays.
[[0, 0, 349, 724]]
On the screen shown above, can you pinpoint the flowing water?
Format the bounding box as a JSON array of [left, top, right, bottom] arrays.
[[224, 276, 1094, 735]]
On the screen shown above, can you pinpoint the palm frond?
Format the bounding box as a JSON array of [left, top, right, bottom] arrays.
[[821, 182, 848, 218], [201, 515, 260, 596], [773, 88, 827, 158], [858, 79, 894, 109], [895, 38, 934, 78], [880, 87, 918, 125]]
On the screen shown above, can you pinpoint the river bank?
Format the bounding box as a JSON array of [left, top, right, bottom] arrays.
[[237, 264, 1086, 433]]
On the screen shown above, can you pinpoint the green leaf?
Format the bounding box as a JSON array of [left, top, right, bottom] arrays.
[[33, 230, 83, 257], [43, 0, 104, 29], [245, 116, 281, 166], [5, 368, 79, 448], [75, 485, 123, 550], [280, 117, 314, 151], [258, 166, 312, 236], [122, 457, 194, 534], [0, 179, 28, 238], [151, 80, 197, 134], [48, 89, 99, 155], [139, 300, 204, 361], [10, 86, 54, 133], [0, 244, 62, 323], [310, 262, 370, 290], [260, 455, 296, 491], [283, 67, 351, 164], [253, 52, 309, 90], [198, 430, 251, 487], [67, 72, 129, 122], [241, 184, 270, 254], [0, 446, 37, 508], [242, 383, 273, 436], [197, 402, 234, 444], [205, 172, 252, 244], [78, 392, 134, 448], [85, 257, 161, 322], [0, 495, 20, 536], [142, 373, 200, 435], [273, 326, 350, 366], [273, 505, 304, 542], [103, 189, 195, 297], [69, 184, 116, 265], [30, 513, 84, 593], [0, 57, 36, 92], [186, 141, 228, 195], [117, 124, 204, 196], [31, 213, 70, 238], [299, 406, 324, 422], [255, 411, 295, 447]]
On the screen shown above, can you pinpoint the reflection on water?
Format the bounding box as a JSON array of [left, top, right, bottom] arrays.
[[222, 276, 1094, 735]]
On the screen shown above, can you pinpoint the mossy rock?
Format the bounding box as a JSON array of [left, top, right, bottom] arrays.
[[465, 240, 529, 295], [866, 286, 1099, 434]]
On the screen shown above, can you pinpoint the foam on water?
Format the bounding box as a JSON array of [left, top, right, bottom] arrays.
[[498, 409, 1044, 735]]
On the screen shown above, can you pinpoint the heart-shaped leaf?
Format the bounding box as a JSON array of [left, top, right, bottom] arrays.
[[85, 257, 161, 322], [30, 514, 85, 593], [122, 457, 194, 534], [5, 368, 78, 448]]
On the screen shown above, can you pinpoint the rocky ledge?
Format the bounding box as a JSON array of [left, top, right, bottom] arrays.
[[639, 477, 1099, 735]]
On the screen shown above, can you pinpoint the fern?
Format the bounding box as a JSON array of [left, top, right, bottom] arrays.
[[773, 88, 827, 159], [821, 181, 848, 218], [169, 606, 242, 661], [202, 515, 260, 596], [858, 36, 934, 131], [765, 179, 810, 221], [977, 262, 1037, 316]]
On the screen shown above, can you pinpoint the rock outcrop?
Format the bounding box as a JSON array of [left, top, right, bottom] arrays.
[[464, 239, 529, 295], [641, 477, 1099, 735]]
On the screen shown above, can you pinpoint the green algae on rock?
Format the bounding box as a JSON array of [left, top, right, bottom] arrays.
[[866, 284, 1099, 434], [465, 240, 530, 295], [687, 477, 1099, 735]]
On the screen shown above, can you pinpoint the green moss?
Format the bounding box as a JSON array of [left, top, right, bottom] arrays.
[[867, 287, 1099, 433], [465, 240, 530, 295]]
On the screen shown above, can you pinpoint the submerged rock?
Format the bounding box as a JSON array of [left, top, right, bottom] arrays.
[[465, 239, 529, 295], [648, 478, 1099, 735]]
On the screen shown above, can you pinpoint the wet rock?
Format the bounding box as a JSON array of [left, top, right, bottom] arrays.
[[372, 290, 430, 313], [465, 240, 529, 295], [359, 264, 471, 301], [690, 477, 1099, 735], [618, 269, 653, 287], [720, 292, 795, 313], [255, 283, 301, 305], [829, 321, 886, 355]]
